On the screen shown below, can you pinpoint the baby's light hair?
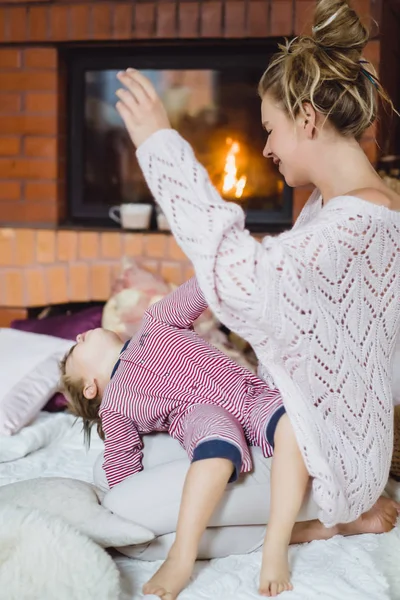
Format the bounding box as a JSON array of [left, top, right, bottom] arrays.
[[258, 0, 395, 141], [59, 346, 104, 445]]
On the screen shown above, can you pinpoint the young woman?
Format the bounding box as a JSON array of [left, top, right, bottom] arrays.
[[115, 0, 400, 597]]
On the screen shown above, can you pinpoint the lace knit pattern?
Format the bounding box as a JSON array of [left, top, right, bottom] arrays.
[[137, 129, 400, 527]]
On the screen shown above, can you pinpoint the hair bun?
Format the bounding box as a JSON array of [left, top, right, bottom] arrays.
[[312, 0, 369, 55], [258, 0, 393, 141]]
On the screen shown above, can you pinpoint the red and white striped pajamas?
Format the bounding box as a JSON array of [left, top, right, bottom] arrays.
[[100, 278, 284, 489]]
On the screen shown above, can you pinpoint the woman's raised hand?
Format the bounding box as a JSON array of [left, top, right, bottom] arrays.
[[116, 69, 171, 148]]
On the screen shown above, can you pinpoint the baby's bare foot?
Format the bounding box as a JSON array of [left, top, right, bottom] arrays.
[[143, 554, 195, 600], [259, 540, 293, 597], [339, 496, 400, 537]]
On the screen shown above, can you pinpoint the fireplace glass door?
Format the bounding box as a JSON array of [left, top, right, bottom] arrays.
[[68, 42, 292, 231]]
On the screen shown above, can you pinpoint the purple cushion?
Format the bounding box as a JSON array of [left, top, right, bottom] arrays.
[[11, 305, 103, 341], [11, 306, 103, 411], [43, 392, 69, 413]]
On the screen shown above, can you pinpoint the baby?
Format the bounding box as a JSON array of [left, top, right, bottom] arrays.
[[60, 277, 399, 599], [61, 277, 284, 482]]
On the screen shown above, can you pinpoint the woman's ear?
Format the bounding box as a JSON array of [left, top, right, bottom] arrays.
[[302, 102, 317, 138], [83, 380, 98, 400]]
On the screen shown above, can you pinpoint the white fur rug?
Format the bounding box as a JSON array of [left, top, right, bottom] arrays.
[[0, 504, 120, 600]]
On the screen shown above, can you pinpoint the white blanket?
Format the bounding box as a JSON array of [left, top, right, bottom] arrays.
[[1, 412, 399, 600]]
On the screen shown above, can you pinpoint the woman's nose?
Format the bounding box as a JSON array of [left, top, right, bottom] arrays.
[[263, 140, 272, 158], [76, 333, 82, 343]]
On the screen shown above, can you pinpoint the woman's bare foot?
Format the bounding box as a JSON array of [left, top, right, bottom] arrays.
[[339, 496, 400, 536], [290, 497, 400, 546], [142, 550, 195, 600], [259, 536, 293, 597]]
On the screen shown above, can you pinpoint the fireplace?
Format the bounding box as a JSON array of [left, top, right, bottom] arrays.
[[67, 41, 292, 232]]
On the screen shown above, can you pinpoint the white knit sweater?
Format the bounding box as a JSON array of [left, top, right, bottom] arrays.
[[137, 129, 400, 527]]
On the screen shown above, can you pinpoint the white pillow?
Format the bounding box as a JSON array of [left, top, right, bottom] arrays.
[[96, 435, 400, 561], [93, 432, 188, 493], [96, 435, 319, 536], [0, 477, 154, 547], [0, 329, 73, 435]]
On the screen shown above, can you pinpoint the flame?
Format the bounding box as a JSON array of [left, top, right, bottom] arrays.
[[222, 137, 247, 199]]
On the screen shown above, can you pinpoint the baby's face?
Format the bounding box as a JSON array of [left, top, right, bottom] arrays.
[[66, 328, 121, 382]]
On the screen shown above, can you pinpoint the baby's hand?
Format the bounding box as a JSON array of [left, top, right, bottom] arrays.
[[116, 69, 171, 148]]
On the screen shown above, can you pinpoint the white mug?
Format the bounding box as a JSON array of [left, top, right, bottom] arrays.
[[156, 210, 171, 231], [109, 203, 152, 230]]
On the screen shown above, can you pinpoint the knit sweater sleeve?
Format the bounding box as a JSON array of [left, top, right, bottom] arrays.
[[136, 129, 308, 346]]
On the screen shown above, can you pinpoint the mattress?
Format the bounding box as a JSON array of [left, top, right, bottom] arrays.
[[1, 412, 400, 600]]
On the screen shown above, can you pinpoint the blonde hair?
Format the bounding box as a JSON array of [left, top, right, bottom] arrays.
[[59, 346, 104, 445], [258, 0, 394, 140]]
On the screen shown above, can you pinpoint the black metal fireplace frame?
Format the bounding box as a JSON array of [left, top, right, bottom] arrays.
[[66, 39, 293, 233]]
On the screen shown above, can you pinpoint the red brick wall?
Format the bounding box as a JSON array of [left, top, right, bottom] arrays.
[[0, 228, 194, 312], [0, 0, 382, 317], [0, 1, 309, 44], [0, 46, 63, 225]]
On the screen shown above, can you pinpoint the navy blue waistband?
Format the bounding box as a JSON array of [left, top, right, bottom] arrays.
[[192, 439, 242, 483], [266, 405, 286, 448]]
